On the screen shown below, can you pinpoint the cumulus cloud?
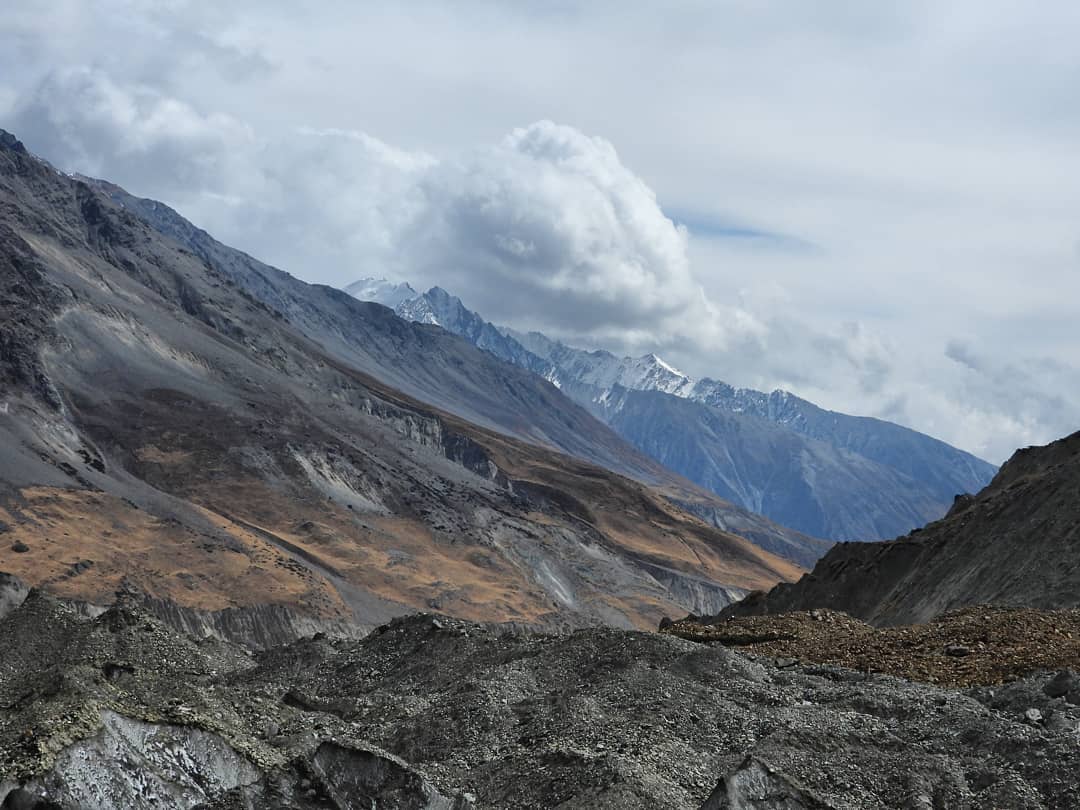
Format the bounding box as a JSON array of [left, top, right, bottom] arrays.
[[944, 339, 982, 372], [942, 340, 1079, 453], [400, 121, 753, 352], [210, 128, 436, 280]]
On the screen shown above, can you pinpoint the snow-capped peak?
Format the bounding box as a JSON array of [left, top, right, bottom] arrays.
[[341, 278, 702, 400], [647, 353, 685, 378]]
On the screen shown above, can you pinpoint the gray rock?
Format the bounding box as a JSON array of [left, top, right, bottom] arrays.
[[699, 756, 837, 809], [4, 599, 1080, 809], [1043, 670, 1078, 700], [0, 130, 27, 155], [1, 788, 60, 810], [312, 742, 473, 809]]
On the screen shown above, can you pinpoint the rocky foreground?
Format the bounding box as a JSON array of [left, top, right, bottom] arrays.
[[2, 591, 1080, 809]]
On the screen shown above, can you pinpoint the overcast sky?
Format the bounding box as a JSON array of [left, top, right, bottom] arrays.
[[3, 1, 1078, 463]]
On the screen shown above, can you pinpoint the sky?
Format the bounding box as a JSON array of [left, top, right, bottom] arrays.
[[2, 1, 1078, 463]]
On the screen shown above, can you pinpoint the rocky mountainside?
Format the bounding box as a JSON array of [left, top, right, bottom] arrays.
[[0, 128, 807, 633], [719, 431, 1080, 626], [3, 589, 1080, 809], [349, 280, 996, 542], [84, 177, 822, 570]]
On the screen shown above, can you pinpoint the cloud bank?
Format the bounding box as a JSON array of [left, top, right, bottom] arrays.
[[3, 1, 1078, 463]]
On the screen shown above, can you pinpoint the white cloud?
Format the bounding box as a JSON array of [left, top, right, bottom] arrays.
[[9, 67, 253, 194], [9, 74, 752, 356], [399, 121, 755, 353]]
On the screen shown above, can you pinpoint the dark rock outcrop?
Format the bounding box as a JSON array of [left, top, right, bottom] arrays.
[[0, 130, 27, 154]]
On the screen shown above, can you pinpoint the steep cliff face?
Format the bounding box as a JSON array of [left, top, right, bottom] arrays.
[[720, 431, 1080, 626]]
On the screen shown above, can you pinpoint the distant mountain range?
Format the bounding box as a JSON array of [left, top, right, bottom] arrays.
[[348, 280, 998, 541]]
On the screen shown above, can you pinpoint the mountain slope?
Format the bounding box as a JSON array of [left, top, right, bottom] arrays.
[[81, 180, 655, 483], [597, 388, 945, 540], [0, 129, 802, 630], [688, 379, 996, 507], [349, 281, 996, 541], [87, 180, 822, 569], [719, 430, 1080, 626]]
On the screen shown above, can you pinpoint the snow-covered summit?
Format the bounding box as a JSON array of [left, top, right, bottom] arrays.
[[345, 277, 705, 401], [508, 331, 694, 398], [343, 278, 419, 310]]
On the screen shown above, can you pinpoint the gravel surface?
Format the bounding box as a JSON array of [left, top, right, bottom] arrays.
[[664, 606, 1080, 687]]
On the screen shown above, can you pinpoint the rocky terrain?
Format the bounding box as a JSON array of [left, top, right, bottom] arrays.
[[0, 128, 804, 634], [718, 431, 1080, 626], [348, 280, 995, 543], [3, 589, 1080, 809]]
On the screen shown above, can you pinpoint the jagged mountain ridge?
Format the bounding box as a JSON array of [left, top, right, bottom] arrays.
[[719, 430, 1080, 626], [350, 279, 997, 541], [0, 128, 802, 632]]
